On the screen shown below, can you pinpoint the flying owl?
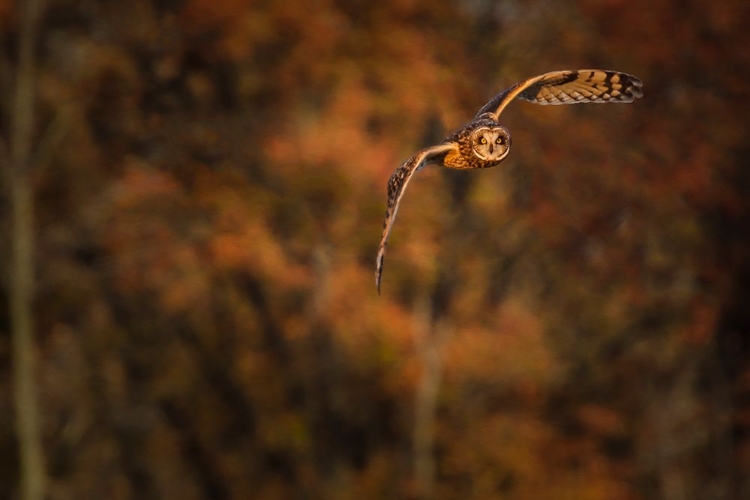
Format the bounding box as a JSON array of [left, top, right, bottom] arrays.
[[375, 69, 643, 293]]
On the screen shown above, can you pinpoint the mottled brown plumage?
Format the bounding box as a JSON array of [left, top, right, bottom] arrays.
[[442, 118, 511, 170], [375, 69, 643, 293]]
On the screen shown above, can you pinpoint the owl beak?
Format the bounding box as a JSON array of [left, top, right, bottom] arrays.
[[488, 144, 494, 154]]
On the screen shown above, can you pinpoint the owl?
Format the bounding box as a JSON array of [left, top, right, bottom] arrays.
[[375, 69, 643, 293]]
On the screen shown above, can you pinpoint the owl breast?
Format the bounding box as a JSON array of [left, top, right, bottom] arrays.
[[442, 119, 511, 170]]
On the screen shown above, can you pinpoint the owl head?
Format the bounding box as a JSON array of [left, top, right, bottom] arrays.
[[470, 126, 511, 161]]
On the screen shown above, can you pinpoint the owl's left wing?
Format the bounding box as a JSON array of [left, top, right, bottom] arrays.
[[376, 143, 458, 294], [475, 69, 643, 120]]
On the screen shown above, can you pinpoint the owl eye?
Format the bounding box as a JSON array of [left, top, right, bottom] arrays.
[[480, 137, 487, 144], [496, 138, 502, 144]]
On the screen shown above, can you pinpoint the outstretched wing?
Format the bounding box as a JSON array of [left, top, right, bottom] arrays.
[[475, 69, 643, 120], [376, 143, 458, 294]]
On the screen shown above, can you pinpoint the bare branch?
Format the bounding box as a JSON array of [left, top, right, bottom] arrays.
[[9, 1, 48, 499]]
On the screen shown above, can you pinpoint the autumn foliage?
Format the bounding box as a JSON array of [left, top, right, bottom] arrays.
[[1, 0, 749, 499]]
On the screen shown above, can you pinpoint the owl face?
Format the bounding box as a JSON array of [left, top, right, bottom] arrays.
[[470, 126, 510, 161]]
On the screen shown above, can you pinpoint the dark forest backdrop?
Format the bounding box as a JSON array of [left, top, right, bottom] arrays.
[[1, 0, 749, 499]]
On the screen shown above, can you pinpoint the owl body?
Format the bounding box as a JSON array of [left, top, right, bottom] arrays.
[[442, 117, 511, 170], [376, 69, 644, 293]]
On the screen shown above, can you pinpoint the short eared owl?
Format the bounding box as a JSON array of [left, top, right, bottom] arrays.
[[375, 69, 643, 293]]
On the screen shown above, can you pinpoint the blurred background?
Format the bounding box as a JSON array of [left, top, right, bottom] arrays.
[[1, 0, 749, 499]]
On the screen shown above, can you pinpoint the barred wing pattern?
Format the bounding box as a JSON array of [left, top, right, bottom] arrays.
[[376, 69, 643, 293], [476, 69, 644, 119], [375, 143, 457, 294]]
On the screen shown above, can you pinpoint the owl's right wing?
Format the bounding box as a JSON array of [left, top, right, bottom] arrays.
[[475, 69, 644, 120], [376, 143, 458, 294]]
